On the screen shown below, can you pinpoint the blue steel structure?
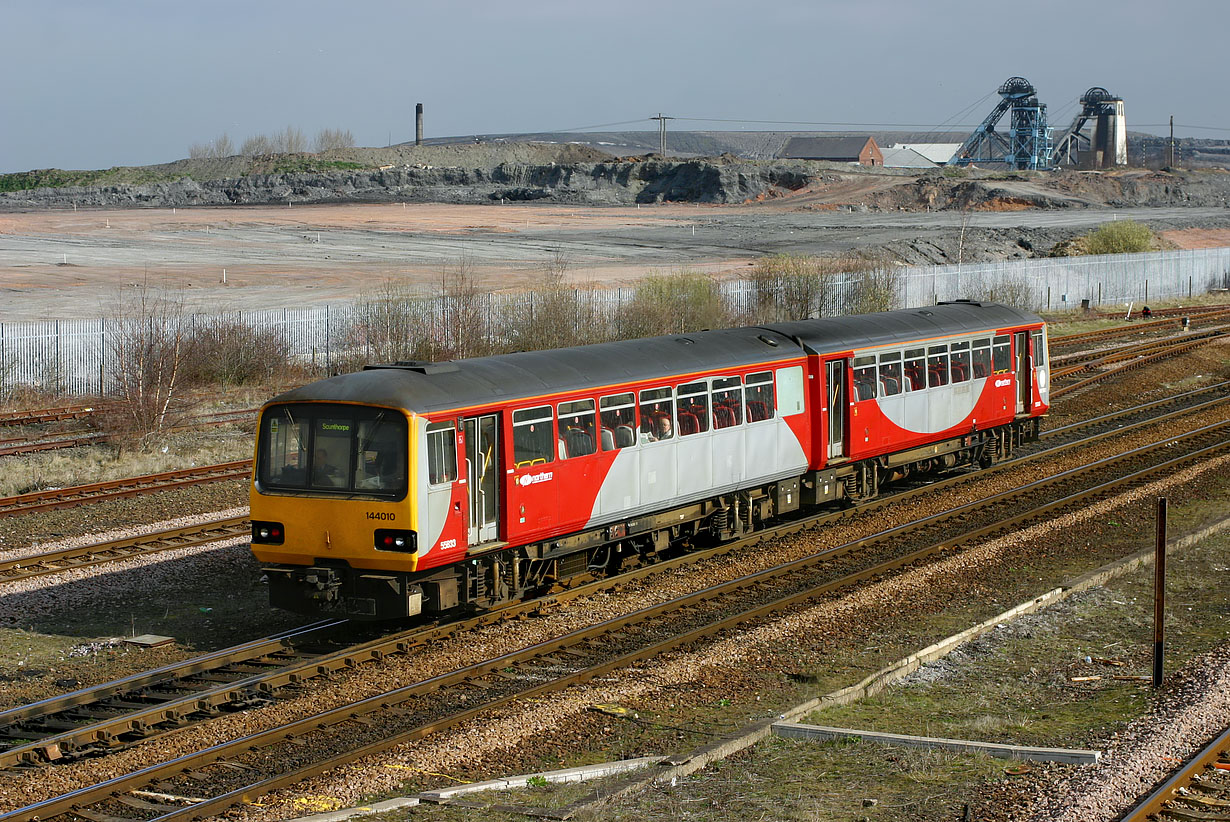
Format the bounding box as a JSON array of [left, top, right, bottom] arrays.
[[949, 77, 1054, 170]]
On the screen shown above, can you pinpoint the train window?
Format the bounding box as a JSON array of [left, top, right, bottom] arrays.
[[257, 404, 407, 499], [261, 409, 309, 488], [993, 335, 1011, 373], [904, 348, 926, 391], [640, 387, 674, 442], [878, 352, 902, 397], [853, 356, 877, 401], [513, 406, 555, 466], [558, 399, 597, 458], [355, 418, 409, 491], [312, 417, 352, 488], [712, 376, 743, 428], [745, 372, 775, 421], [950, 341, 971, 384], [677, 381, 710, 436], [927, 345, 950, 388], [972, 338, 991, 379], [600, 393, 636, 450], [775, 366, 804, 416], [425, 421, 457, 486], [1031, 329, 1046, 366]]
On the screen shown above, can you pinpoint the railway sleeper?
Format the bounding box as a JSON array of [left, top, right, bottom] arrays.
[[269, 419, 1037, 620]]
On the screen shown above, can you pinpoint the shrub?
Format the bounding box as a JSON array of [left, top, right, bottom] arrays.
[[179, 315, 294, 386], [620, 270, 733, 338], [1083, 220, 1154, 255]]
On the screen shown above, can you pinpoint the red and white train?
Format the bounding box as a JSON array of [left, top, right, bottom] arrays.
[[250, 300, 1048, 619]]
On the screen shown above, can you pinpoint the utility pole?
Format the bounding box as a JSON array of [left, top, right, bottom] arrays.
[[1168, 115, 1175, 168], [650, 113, 674, 157]]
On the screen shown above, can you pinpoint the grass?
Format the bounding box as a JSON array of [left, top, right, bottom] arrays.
[[0, 167, 181, 192]]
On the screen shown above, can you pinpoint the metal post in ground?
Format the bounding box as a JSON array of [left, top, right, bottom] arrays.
[[1153, 496, 1168, 688]]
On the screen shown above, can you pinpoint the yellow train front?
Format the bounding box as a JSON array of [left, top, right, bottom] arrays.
[[249, 387, 429, 620]]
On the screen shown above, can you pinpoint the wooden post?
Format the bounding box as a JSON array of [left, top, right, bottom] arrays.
[[1153, 497, 1167, 688]]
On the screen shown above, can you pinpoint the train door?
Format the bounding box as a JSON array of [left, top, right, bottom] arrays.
[[826, 359, 846, 459], [463, 414, 499, 545], [1014, 332, 1032, 415]]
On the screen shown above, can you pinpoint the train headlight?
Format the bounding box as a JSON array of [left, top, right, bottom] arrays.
[[374, 528, 417, 554], [251, 521, 285, 545]]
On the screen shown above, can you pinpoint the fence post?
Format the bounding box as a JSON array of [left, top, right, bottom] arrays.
[[325, 304, 331, 375], [99, 317, 105, 396]]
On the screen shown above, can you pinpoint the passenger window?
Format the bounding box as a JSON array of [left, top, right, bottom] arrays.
[[639, 387, 674, 442], [711, 376, 743, 428], [424, 421, 456, 486], [558, 399, 597, 458], [927, 345, 949, 388], [676, 381, 709, 436], [972, 338, 991, 379], [745, 372, 775, 421], [1031, 329, 1046, 366], [904, 348, 926, 391], [878, 352, 902, 397], [512, 406, 554, 466], [852, 356, 877, 401], [600, 393, 636, 450], [993, 335, 1011, 373], [950, 341, 971, 384]]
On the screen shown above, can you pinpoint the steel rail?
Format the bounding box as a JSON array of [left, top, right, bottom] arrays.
[[1120, 725, 1230, 821], [1, 394, 1224, 769], [7, 423, 1228, 822], [1051, 327, 1228, 377], [0, 460, 252, 519], [0, 517, 251, 582], [1052, 331, 1229, 400], [0, 405, 98, 428], [1050, 316, 1191, 347]]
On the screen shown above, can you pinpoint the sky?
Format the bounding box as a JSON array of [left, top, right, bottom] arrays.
[[2, 0, 1227, 173]]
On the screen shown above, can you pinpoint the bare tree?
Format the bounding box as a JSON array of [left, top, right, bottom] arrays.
[[271, 126, 308, 154], [101, 284, 197, 445], [621, 270, 734, 338], [314, 128, 356, 152], [241, 134, 273, 156], [437, 258, 494, 360], [188, 133, 234, 160]]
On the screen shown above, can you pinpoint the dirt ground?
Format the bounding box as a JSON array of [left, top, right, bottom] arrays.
[[2, 202, 1229, 322]]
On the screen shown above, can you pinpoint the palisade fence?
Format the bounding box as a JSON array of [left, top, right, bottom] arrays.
[[2, 247, 1228, 399]]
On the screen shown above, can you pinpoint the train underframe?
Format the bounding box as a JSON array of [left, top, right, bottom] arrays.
[[263, 417, 1041, 620]]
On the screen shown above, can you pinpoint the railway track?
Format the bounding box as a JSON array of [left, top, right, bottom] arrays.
[[0, 404, 98, 427], [3, 410, 1227, 820], [1050, 330, 1230, 400], [1050, 327, 1229, 376], [1051, 305, 1230, 348], [0, 460, 251, 519], [0, 516, 250, 583], [0, 408, 255, 457], [1121, 726, 1230, 821]]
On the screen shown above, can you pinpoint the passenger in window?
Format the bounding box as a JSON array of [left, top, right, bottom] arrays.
[[645, 414, 672, 442], [360, 449, 404, 489]]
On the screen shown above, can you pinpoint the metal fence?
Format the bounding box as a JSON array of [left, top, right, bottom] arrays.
[[3, 247, 1228, 399]]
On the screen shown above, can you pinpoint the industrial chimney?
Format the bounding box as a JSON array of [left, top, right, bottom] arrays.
[[415, 103, 424, 147]]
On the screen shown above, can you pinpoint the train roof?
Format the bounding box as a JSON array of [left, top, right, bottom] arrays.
[[266, 301, 1042, 415], [762, 300, 1042, 355], [268, 324, 801, 415]]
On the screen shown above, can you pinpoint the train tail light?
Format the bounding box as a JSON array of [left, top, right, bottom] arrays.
[[375, 529, 417, 554], [251, 521, 285, 545]]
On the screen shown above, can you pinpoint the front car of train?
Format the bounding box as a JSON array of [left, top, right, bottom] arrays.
[[249, 365, 439, 620]]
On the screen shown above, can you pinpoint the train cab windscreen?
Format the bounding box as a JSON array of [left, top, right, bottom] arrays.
[[257, 404, 408, 498]]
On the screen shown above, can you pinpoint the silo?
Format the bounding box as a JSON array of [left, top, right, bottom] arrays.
[[1092, 98, 1127, 167]]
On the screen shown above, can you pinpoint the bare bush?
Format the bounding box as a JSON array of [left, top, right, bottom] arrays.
[[315, 128, 356, 152], [620, 270, 734, 338], [845, 262, 902, 315], [101, 285, 197, 445], [179, 315, 294, 386], [436, 260, 496, 360], [344, 278, 437, 365], [741, 254, 848, 323], [966, 275, 1039, 310]]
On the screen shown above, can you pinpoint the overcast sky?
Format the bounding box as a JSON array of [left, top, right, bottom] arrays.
[[2, 0, 1225, 173]]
